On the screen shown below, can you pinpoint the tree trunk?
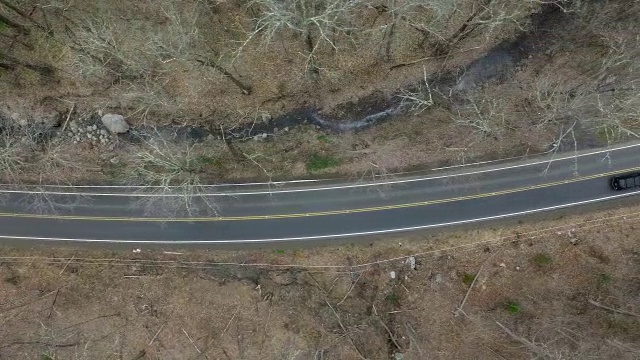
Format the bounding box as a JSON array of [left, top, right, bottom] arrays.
[[304, 29, 319, 77], [0, 61, 16, 70], [0, 31, 32, 49], [0, 11, 29, 35], [380, 21, 396, 62], [195, 57, 252, 95], [0, 49, 54, 77], [0, 0, 34, 22], [0, 1, 52, 35]]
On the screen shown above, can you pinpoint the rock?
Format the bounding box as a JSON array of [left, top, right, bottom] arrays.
[[394, 353, 404, 360], [389, 271, 396, 279], [260, 132, 268, 139], [406, 256, 416, 270], [101, 113, 129, 133], [270, 271, 295, 285], [86, 125, 93, 131], [260, 112, 271, 124], [206, 134, 215, 142], [433, 273, 443, 284], [100, 129, 108, 136], [284, 127, 289, 132]]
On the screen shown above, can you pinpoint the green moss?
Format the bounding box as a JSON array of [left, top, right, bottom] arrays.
[[505, 300, 521, 314], [385, 291, 400, 306], [461, 272, 476, 286], [316, 134, 330, 143], [598, 273, 612, 285], [306, 153, 340, 172], [103, 160, 126, 180], [533, 253, 553, 266]]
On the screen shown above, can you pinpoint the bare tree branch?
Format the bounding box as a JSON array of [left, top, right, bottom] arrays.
[[496, 321, 554, 359], [588, 299, 640, 318]]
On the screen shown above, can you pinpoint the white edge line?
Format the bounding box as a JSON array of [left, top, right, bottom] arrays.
[[1, 190, 638, 244], [0, 149, 554, 188], [0, 143, 637, 197]]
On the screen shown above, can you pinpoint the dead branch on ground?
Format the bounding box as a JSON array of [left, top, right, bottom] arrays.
[[336, 273, 360, 306], [326, 300, 368, 360], [376, 317, 402, 352], [454, 251, 499, 317], [495, 321, 554, 359], [588, 299, 640, 318]]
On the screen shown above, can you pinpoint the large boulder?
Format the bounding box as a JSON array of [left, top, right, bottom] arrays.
[[101, 113, 129, 133]]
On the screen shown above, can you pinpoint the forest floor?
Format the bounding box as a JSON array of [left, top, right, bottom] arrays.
[[0, 200, 638, 359]]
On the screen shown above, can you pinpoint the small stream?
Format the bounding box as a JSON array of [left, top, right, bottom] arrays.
[[112, 4, 566, 144]]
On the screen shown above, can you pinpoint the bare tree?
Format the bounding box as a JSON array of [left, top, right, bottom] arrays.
[[0, 122, 90, 213], [373, 0, 460, 57], [67, 17, 147, 81], [127, 128, 219, 218], [0, 8, 29, 35], [240, 0, 359, 74], [453, 89, 504, 136], [0, 1, 60, 77], [397, 66, 435, 114], [147, 1, 252, 94], [533, 32, 640, 141], [0, 49, 55, 77], [0, 121, 26, 185], [0, 0, 51, 34]]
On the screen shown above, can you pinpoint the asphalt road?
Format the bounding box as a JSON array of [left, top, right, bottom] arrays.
[[0, 143, 639, 244]]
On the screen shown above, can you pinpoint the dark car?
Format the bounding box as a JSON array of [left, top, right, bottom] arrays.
[[611, 173, 640, 190]]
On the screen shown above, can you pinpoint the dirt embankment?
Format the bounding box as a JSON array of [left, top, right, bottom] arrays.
[[0, 201, 639, 359], [1, 1, 637, 188]]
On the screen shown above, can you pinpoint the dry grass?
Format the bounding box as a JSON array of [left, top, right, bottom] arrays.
[[1, 200, 639, 358]]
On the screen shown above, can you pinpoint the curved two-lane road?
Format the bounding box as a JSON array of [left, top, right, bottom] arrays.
[[1, 143, 639, 244]]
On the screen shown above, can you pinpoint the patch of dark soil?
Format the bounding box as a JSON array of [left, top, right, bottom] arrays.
[[219, 109, 318, 140], [321, 91, 395, 123]]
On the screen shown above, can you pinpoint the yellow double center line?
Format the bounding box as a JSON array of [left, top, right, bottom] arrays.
[[0, 167, 637, 222]]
